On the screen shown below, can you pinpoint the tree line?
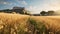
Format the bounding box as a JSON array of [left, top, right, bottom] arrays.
[[0, 7, 55, 16], [40, 10, 54, 16]]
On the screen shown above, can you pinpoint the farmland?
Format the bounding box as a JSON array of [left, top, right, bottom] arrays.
[[0, 13, 60, 34]]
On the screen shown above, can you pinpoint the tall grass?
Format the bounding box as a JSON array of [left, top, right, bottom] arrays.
[[0, 13, 29, 34], [0, 13, 60, 34], [27, 18, 46, 34]]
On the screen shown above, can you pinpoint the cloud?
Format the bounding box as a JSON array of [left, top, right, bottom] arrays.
[[0, 0, 27, 5], [17, 0, 24, 1], [21, 1, 27, 5], [16, 0, 27, 5], [28, 6, 37, 11], [26, 6, 41, 14], [3, 2, 10, 4], [0, 1, 12, 5], [26, 0, 60, 14], [45, 0, 60, 11]]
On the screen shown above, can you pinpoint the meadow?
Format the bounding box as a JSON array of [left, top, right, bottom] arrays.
[[0, 13, 60, 34]]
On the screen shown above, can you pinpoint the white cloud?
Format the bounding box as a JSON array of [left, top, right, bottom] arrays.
[[44, 1, 60, 11], [16, 0, 27, 5], [28, 6, 36, 10], [0, 1, 12, 5], [3, 2, 9, 4], [21, 1, 27, 5], [26, 6, 41, 14]]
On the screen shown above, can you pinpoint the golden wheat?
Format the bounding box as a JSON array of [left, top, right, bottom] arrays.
[[31, 16, 60, 33], [0, 13, 60, 34]]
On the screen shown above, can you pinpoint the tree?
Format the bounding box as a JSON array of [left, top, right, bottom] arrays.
[[40, 11, 46, 16], [13, 7, 25, 14], [47, 10, 54, 16], [24, 10, 31, 15]]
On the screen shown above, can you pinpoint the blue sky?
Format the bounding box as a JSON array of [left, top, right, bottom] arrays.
[[0, 0, 60, 14]]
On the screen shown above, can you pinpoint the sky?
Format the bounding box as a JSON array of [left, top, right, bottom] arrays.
[[0, 0, 60, 14]]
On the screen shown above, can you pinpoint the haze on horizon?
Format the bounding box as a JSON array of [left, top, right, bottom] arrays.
[[0, 0, 60, 14]]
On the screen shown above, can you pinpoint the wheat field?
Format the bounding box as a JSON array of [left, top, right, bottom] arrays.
[[0, 13, 60, 34], [31, 16, 60, 34]]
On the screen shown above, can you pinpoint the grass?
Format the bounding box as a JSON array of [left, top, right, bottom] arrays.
[[0, 13, 60, 34], [28, 18, 46, 34]]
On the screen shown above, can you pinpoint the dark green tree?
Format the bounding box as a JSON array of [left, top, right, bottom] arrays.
[[47, 10, 54, 16], [40, 11, 46, 16]]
